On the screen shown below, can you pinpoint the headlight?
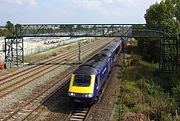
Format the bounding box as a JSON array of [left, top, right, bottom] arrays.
[[85, 93, 93, 97], [69, 92, 75, 96]]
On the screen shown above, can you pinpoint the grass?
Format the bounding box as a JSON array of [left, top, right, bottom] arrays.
[[113, 40, 180, 120], [113, 57, 178, 121]]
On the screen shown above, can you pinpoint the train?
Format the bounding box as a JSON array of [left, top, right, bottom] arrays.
[[68, 38, 124, 103]]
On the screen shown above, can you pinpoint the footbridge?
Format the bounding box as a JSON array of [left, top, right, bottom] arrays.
[[4, 24, 179, 73]]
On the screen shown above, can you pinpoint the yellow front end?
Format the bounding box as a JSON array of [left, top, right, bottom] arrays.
[[68, 74, 96, 94]]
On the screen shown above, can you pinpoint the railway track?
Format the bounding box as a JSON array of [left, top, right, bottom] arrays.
[[0, 39, 103, 82], [22, 51, 122, 121], [65, 61, 113, 121], [1, 69, 73, 121], [0, 38, 114, 121], [0, 38, 110, 81], [0, 39, 112, 98], [67, 105, 90, 121]]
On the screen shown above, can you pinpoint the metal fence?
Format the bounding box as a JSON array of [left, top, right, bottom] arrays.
[[0, 37, 93, 61], [24, 37, 92, 55]]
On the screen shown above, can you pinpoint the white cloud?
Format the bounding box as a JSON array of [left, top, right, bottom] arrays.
[[0, 0, 163, 24], [104, 0, 141, 7], [6, 0, 37, 6], [71, 0, 122, 16], [106, 0, 114, 4], [71, 0, 102, 11]]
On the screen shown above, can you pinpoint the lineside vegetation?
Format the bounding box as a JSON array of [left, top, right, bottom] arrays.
[[114, 45, 180, 120]]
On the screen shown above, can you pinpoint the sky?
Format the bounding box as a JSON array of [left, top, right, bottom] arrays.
[[0, 0, 161, 25]]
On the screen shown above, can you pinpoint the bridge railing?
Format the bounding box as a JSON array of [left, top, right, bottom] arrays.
[[14, 24, 169, 38], [4, 23, 178, 73]]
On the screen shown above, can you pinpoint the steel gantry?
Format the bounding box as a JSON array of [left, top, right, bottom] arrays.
[[4, 24, 179, 73], [15, 24, 167, 38], [159, 37, 179, 72], [5, 37, 24, 67]]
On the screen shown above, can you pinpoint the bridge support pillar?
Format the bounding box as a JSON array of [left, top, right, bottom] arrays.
[[159, 37, 178, 73], [5, 37, 24, 67]]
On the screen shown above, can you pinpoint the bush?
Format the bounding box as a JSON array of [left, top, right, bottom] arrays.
[[172, 83, 180, 110]]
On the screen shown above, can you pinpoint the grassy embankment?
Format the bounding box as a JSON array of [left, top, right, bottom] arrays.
[[113, 44, 180, 120]]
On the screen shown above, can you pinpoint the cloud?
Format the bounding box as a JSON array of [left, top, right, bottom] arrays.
[[70, 0, 123, 16], [71, 0, 102, 11], [0, 0, 163, 25], [6, 0, 37, 6]]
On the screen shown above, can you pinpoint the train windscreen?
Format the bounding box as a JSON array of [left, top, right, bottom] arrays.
[[73, 75, 91, 86]]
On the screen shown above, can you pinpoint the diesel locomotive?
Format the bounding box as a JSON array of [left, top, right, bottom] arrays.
[[68, 38, 124, 103]]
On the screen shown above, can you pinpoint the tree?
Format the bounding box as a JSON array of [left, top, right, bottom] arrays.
[[173, 83, 180, 110], [5, 21, 15, 35], [137, 0, 180, 63], [145, 0, 178, 36], [175, 0, 180, 22], [175, 0, 180, 35]]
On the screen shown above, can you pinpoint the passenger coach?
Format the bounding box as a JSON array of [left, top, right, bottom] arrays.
[[68, 38, 124, 103]]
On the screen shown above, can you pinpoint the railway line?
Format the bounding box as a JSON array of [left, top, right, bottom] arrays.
[[4, 38, 121, 121], [0, 39, 106, 80], [0, 38, 115, 121], [22, 63, 118, 121], [65, 54, 117, 121], [0, 39, 104, 82], [67, 105, 90, 121], [1, 70, 72, 121], [0, 38, 113, 99]]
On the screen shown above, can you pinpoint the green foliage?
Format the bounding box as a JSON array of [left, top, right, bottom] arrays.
[[138, 0, 180, 63], [145, 0, 178, 36], [0, 29, 12, 37], [137, 38, 159, 63], [175, 0, 180, 22], [0, 29, 6, 36], [172, 83, 180, 110], [118, 62, 177, 120], [0, 21, 15, 36], [5, 21, 15, 35]]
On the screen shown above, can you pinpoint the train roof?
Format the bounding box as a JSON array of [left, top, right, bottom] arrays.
[[114, 37, 123, 42], [100, 50, 112, 57], [83, 53, 108, 70], [74, 53, 108, 75], [73, 66, 97, 75], [103, 42, 119, 52], [97, 38, 123, 58], [73, 38, 123, 75]]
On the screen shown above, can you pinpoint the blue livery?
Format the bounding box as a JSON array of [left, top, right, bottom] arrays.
[[68, 38, 124, 103]]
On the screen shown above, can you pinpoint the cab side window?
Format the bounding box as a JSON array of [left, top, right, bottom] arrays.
[[95, 76, 98, 86]]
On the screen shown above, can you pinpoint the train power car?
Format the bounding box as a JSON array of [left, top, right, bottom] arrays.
[[68, 38, 124, 103]]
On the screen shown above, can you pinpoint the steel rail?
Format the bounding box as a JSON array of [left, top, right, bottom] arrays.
[[0, 40, 112, 98], [2, 69, 73, 121], [0, 39, 100, 82], [66, 54, 120, 121], [0, 39, 108, 86], [0, 40, 111, 121], [0, 42, 92, 85]]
